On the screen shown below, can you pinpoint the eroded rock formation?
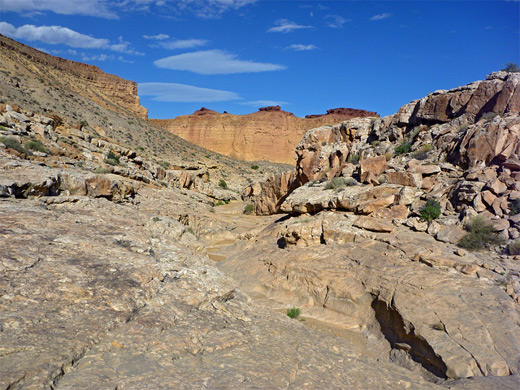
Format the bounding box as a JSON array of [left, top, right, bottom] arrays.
[[152, 106, 378, 164], [0, 34, 148, 119]]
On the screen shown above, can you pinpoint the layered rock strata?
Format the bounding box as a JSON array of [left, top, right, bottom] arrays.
[[152, 106, 377, 164], [0, 34, 147, 118]]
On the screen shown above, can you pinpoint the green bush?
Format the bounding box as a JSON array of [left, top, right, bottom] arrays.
[[25, 139, 49, 154], [458, 215, 504, 251], [411, 144, 433, 160], [0, 136, 25, 154], [104, 151, 120, 166], [218, 179, 228, 189], [347, 154, 360, 164], [508, 240, 520, 255], [286, 307, 301, 319], [509, 199, 520, 215], [325, 177, 349, 190], [420, 200, 441, 222], [395, 142, 412, 156], [251, 164, 259, 170], [502, 63, 520, 73], [244, 203, 254, 215], [94, 167, 112, 174]]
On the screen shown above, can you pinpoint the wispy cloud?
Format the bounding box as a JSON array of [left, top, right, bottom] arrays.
[[0, 22, 142, 54], [143, 33, 169, 40], [267, 19, 312, 33], [139, 82, 240, 102], [1, 0, 117, 18], [239, 100, 289, 107], [285, 44, 317, 51], [370, 13, 392, 21], [154, 38, 209, 50], [154, 49, 286, 74], [2, 0, 258, 19], [174, 0, 258, 19], [324, 15, 350, 28], [82, 53, 113, 62]]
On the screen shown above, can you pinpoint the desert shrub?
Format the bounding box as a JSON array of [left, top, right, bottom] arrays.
[[411, 144, 433, 160], [218, 179, 228, 189], [94, 167, 111, 174], [420, 200, 441, 222], [244, 203, 254, 215], [509, 199, 520, 215], [481, 112, 499, 122], [286, 307, 301, 319], [458, 215, 504, 251], [508, 241, 520, 255], [251, 164, 259, 170], [325, 177, 349, 190], [0, 136, 25, 154], [158, 160, 170, 169], [371, 140, 381, 147], [79, 119, 88, 127], [214, 200, 230, 206], [347, 154, 360, 164], [502, 63, 520, 73], [25, 139, 49, 153], [104, 151, 120, 166], [152, 216, 161, 222], [395, 142, 412, 156]]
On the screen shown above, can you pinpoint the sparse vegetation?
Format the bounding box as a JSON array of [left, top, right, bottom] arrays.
[[218, 179, 228, 189], [481, 112, 499, 122], [25, 139, 49, 154], [251, 164, 259, 170], [395, 142, 412, 156], [0, 136, 25, 154], [158, 160, 170, 169], [509, 199, 520, 215], [347, 154, 360, 164], [286, 307, 301, 319], [214, 199, 230, 206], [502, 63, 520, 73], [420, 200, 441, 222], [104, 151, 120, 166], [411, 144, 433, 160], [458, 215, 504, 251], [325, 177, 351, 190], [79, 119, 88, 127], [508, 240, 520, 255], [94, 167, 112, 175], [244, 203, 254, 215], [152, 216, 161, 222], [94, 167, 112, 174]]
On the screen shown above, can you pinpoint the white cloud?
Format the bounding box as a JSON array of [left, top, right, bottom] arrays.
[[267, 19, 312, 33], [0, 22, 142, 55], [139, 82, 240, 102], [0, 22, 109, 48], [325, 15, 350, 28], [173, 0, 258, 19], [239, 100, 289, 107], [370, 13, 392, 21], [1, 0, 117, 18], [82, 53, 113, 62], [155, 38, 209, 50], [285, 44, 318, 51], [1, 0, 258, 19], [154, 50, 286, 74], [143, 33, 170, 40]]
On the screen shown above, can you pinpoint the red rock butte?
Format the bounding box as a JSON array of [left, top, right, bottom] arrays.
[[152, 106, 378, 164]]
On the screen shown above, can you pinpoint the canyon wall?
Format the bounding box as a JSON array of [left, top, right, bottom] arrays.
[[0, 34, 148, 119], [152, 106, 378, 164]]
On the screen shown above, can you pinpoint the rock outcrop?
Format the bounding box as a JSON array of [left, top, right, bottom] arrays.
[[152, 106, 378, 164], [245, 72, 520, 221], [0, 34, 148, 119]]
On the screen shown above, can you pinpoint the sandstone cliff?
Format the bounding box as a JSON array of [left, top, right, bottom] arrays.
[[0, 34, 148, 119], [152, 106, 377, 164]]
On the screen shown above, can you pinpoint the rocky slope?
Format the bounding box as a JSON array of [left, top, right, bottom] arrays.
[[152, 106, 377, 164], [0, 34, 148, 119]]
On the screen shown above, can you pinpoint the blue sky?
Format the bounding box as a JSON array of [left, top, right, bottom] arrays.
[[1, 0, 519, 119]]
